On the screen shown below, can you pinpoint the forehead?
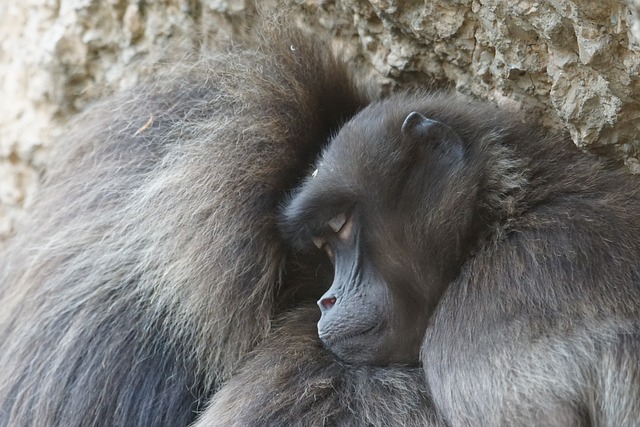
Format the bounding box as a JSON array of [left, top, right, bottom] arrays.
[[318, 102, 406, 179], [303, 104, 421, 216]]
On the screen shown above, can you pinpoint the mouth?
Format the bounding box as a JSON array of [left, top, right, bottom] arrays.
[[319, 324, 379, 346]]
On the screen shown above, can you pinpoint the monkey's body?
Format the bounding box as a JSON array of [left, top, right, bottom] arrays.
[[0, 21, 418, 426], [0, 18, 446, 427], [426, 201, 640, 426], [284, 93, 640, 426], [421, 102, 640, 425]]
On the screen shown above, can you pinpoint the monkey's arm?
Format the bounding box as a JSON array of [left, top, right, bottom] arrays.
[[423, 209, 640, 427]]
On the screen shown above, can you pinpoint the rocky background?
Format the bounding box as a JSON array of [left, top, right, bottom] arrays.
[[1, 0, 639, 245]]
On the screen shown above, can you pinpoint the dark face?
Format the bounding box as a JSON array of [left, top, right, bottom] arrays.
[[311, 210, 428, 365], [281, 102, 479, 366]]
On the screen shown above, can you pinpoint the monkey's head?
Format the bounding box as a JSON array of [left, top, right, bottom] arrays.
[[281, 97, 484, 366]]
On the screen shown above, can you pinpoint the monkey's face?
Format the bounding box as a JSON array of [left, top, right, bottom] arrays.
[[281, 100, 479, 366], [312, 209, 428, 365]]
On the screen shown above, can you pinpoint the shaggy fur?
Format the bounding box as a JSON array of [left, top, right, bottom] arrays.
[[195, 307, 443, 426], [280, 90, 640, 425], [417, 95, 640, 426], [0, 16, 414, 426], [3, 8, 639, 427]]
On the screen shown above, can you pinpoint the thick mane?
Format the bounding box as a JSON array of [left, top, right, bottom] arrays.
[[0, 19, 367, 426]]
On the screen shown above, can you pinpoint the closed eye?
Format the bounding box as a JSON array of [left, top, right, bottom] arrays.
[[327, 212, 347, 234], [328, 212, 353, 241], [310, 211, 352, 259]]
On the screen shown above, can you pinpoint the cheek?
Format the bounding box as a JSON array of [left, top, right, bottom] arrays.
[[392, 294, 431, 351], [361, 284, 395, 335]]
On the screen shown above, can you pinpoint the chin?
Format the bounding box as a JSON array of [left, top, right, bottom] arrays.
[[323, 333, 383, 366]]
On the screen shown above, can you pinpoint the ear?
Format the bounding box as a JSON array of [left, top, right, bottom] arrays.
[[401, 112, 464, 160]]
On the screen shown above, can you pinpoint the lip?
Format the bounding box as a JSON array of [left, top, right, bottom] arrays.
[[319, 323, 379, 345]]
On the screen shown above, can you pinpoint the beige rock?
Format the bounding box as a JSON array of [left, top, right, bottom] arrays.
[[1, 0, 640, 245]]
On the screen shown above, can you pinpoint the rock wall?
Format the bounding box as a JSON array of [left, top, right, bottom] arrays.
[[1, 0, 639, 244]]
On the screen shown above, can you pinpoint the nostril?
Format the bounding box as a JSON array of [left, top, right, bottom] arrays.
[[319, 296, 337, 310]]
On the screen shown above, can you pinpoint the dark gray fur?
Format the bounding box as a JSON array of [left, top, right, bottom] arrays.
[[282, 92, 640, 426], [0, 17, 443, 426], [194, 307, 443, 426]]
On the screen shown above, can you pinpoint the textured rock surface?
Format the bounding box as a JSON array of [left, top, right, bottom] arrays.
[[1, 0, 639, 244], [0, 0, 261, 243]]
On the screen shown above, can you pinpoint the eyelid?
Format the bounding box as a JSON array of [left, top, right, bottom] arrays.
[[310, 210, 352, 250], [327, 212, 347, 234]]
